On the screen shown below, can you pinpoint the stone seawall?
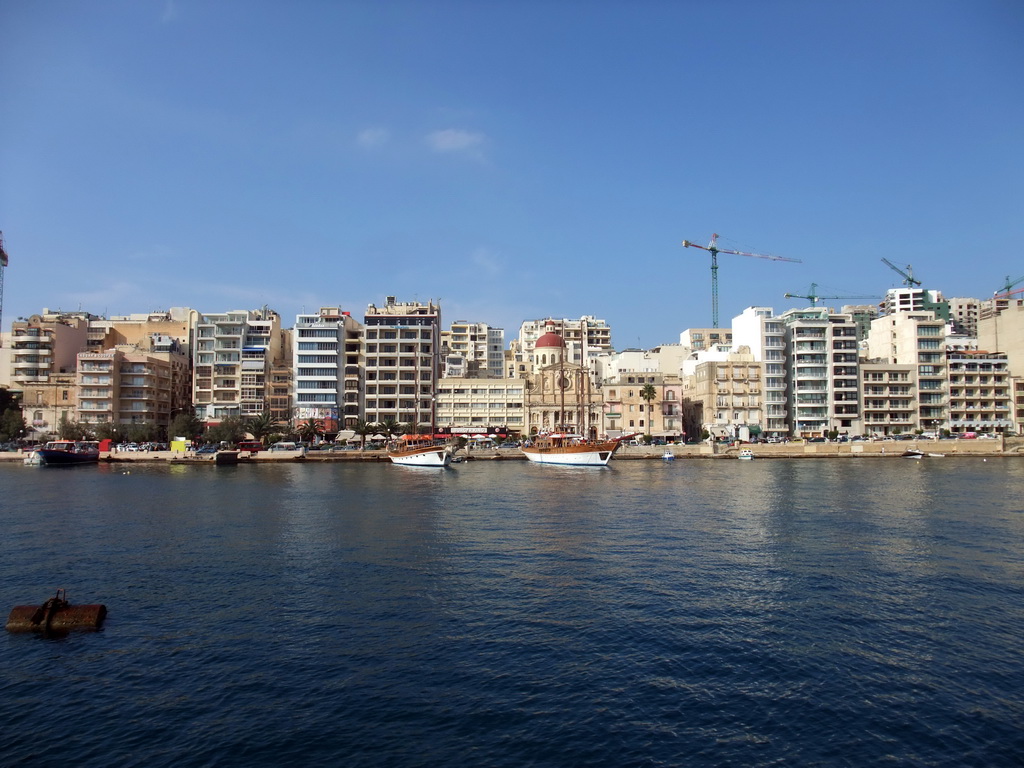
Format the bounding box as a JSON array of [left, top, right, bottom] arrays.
[[3, 438, 1020, 463]]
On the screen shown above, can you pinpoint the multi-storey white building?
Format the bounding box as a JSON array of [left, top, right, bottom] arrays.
[[441, 321, 504, 378], [781, 308, 861, 437], [732, 307, 788, 435], [434, 378, 525, 434], [192, 308, 284, 424], [362, 297, 441, 427], [293, 307, 362, 433]]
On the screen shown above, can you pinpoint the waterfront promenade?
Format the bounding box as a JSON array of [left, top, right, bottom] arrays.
[[3, 437, 1019, 463]]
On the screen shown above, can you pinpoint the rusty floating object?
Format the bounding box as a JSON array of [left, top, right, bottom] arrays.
[[6, 589, 107, 633]]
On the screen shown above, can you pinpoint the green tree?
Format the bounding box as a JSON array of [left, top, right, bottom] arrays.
[[245, 411, 277, 446], [640, 383, 658, 440], [351, 419, 376, 450], [57, 416, 90, 440], [206, 416, 247, 445], [296, 417, 324, 444], [169, 412, 205, 443], [378, 418, 403, 440], [0, 407, 27, 442]]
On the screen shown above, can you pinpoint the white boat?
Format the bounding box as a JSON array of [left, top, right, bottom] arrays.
[[662, 449, 675, 461], [23, 449, 42, 466], [737, 449, 754, 460], [521, 433, 619, 466], [388, 436, 453, 467]]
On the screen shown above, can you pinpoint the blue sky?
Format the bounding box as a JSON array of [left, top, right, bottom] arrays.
[[2, 0, 1021, 349]]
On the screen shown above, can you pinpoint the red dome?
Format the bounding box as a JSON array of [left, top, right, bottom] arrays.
[[535, 330, 565, 349]]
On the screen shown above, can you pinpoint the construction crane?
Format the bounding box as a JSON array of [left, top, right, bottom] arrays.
[[996, 274, 1024, 296], [0, 232, 7, 346], [784, 283, 877, 308], [881, 258, 921, 287], [681, 233, 801, 328]]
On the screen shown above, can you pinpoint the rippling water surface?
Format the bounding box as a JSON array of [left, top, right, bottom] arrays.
[[3, 458, 1024, 766]]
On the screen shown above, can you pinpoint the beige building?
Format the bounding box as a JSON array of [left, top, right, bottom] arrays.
[[689, 354, 764, 440], [362, 297, 441, 428], [859, 360, 918, 436], [867, 310, 947, 432], [76, 343, 188, 430], [679, 328, 732, 351], [946, 351, 1012, 435], [515, 316, 612, 375], [522, 327, 601, 438]]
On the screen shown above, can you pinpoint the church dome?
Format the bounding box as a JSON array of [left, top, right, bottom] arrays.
[[535, 330, 565, 349]]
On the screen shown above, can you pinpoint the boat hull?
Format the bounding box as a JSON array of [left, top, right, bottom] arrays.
[[389, 446, 452, 467], [521, 442, 617, 466], [37, 450, 99, 466]]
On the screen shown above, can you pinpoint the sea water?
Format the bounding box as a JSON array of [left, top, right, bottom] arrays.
[[2, 458, 1023, 767]]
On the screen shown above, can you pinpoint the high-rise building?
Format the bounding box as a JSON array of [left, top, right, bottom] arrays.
[[362, 297, 441, 428], [781, 308, 861, 437], [866, 310, 948, 433], [192, 308, 284, 424], [518, 316, 612, 372], [293, 307, 362, 434], [441, 321, 505, 378]]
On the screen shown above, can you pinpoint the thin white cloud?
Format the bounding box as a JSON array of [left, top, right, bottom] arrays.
[[160, 0, 178, 24], [470, 247, 503, 278], [425, 128, 486, 159], [356, 127, 390, 149]]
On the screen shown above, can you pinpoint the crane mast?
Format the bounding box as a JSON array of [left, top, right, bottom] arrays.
[[0, 232, 7, 347], [682, 233, 801, 328]]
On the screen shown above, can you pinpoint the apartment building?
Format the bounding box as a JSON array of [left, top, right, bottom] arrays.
[[732, 307, 788, 435], [293, 307, 362, 433], [192, 308, 284, 424], [9, 311, 93, 437], [690, 354, 764, 441], [517, 316, 612, 372], [76, 343, 186, 429], [86, 308, 193, 356], [781, 308, 861, 437], [946, 351, 1012, 435], [362, 297, 441, 428], [434, 378, 525, 433], [867, 311, 947, 432], [859, 360, 918, 436], [679, 328, 732, 351], [442, 321, 505, 378], [947, 298, 980, 337]]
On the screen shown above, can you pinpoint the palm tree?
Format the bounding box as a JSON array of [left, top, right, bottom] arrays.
[[351, 419, 376, 450], [245, 411, 277, 446], [378, 418, 403, 442], [640, 383, 658, 441], [297, 417, 324, 445]]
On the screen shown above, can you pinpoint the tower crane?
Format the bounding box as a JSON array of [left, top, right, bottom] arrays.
[[682, 233, 801, 328], [881, 258, 921, 287], [0, 232, 7, 346], [784, 283, 877, 308], [996, 274, 1024, 296]]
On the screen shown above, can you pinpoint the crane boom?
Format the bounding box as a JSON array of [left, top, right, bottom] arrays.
[[881, 258, 921, 287], [997, 274, 1024, 295], [784, 282, 877, 307], [682, 233, 801, 327]]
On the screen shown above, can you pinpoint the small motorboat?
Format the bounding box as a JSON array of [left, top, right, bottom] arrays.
[[662, 449, 675, 461], [737, 449, 754, 460]]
